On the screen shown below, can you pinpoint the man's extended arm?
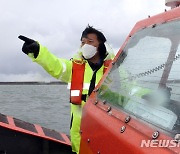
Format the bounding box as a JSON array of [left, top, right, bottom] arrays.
[[19, 35, 72, 83]]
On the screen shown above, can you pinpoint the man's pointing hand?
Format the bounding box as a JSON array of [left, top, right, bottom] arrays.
[[18, 35, 39, 58]]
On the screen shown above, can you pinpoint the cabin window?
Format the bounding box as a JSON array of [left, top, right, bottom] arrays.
[[98, 19, 180, 134]]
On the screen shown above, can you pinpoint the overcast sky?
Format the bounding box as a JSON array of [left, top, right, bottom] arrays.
[[0, 0, 169, 82]]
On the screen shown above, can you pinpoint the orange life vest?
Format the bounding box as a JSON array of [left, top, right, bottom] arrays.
[[70, 60, 112, 105]]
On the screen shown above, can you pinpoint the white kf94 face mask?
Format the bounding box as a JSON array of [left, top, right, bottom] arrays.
[[81, 44, 97, 59]]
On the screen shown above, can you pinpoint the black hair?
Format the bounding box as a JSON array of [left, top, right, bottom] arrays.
[[81, 25, 107, 59], [81, 25, 106, 43]]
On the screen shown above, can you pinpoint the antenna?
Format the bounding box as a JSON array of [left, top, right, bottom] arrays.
[[165, 0, 180, 9]]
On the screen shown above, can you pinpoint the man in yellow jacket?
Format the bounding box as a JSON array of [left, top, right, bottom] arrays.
[[19, 26, 113, 153]]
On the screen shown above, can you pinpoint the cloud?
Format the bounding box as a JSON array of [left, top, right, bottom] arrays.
[[0, 0, 168, 81]]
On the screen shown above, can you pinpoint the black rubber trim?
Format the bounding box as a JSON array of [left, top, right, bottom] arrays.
[[13, 118, 37, 133]]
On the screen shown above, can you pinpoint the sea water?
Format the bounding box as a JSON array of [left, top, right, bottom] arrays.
[[0, 84, 70, 135]]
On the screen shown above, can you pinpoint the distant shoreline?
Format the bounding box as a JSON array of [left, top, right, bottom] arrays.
[[0, 82, 67, 85]]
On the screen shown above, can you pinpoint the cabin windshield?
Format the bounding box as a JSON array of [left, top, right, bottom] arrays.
[[98, 19, 180, 134]]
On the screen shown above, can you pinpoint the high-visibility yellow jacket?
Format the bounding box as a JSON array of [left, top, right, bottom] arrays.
[[29, 44, 114, 153]]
